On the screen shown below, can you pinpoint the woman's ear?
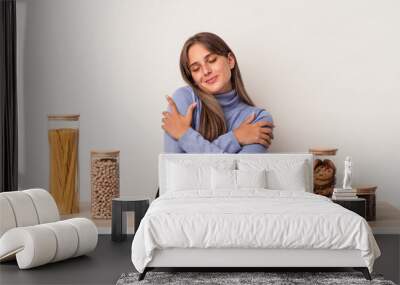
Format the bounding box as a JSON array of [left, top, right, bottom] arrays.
[[227, 52, 236, 69]]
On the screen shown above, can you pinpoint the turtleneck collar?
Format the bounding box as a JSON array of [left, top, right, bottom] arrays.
[[214, 89, 240, 109]]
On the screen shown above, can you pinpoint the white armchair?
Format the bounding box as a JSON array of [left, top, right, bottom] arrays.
[[0, 188, 98, 269]]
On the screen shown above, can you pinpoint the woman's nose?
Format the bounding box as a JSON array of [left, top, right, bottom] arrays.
[[202, 64, 211, 75]]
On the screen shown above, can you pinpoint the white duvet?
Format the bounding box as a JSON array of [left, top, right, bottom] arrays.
[[131, 189, 380, 273]]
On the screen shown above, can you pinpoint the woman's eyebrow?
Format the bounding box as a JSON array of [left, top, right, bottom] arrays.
[[188, 53, 215, 68]]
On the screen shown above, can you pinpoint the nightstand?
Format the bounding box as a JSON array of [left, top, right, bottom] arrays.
[[332, 197, 366, 219], [111, 196, 151, 242]]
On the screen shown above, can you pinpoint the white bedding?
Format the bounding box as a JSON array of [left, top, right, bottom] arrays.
[[131, 189, 380, 273]]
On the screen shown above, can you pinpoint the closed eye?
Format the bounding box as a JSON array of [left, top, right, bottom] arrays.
[[207, 56, 217, 63], [190, 66, 200, 72]]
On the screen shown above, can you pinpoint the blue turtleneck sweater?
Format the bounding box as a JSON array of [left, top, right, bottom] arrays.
[[164, 86, 273, 153]]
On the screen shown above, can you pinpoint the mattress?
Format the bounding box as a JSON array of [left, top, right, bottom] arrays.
[[131, 189, 380, 273]]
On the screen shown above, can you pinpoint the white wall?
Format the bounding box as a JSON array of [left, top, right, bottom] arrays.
[[17, 0, 400, 207]]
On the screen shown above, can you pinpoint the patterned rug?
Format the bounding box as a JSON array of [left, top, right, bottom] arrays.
[[116, 271, 396, 285]]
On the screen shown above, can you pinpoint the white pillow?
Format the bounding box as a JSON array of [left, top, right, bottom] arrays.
[[167, 159, 235, 191], [238, 159, 308, 191], [211, 168, 236, 190], [237, 169, 267, 189], [266, 164, 306, 191], [211, 169, 267, 190]]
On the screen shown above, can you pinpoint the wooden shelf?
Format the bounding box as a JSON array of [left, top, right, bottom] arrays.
[[60, 202, 134, 234], [369, 201, 400, 235], [60, 201, 400, 235]]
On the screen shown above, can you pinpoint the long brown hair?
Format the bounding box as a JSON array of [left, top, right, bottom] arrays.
[[179, 32, 255, 141]]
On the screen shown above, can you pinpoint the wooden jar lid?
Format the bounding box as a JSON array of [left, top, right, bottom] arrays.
[[356, 186, 377, 195], [309, 148, 338, 156], [48, 114, 80, 121], [91, 150, 120, 157]]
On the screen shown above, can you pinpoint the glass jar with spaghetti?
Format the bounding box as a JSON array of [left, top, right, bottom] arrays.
[[47, 114, 80, 214]]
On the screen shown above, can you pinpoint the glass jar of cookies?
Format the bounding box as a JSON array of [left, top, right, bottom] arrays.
[[309, 148, 338, 197]]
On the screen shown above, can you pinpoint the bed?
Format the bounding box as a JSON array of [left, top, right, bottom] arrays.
[[131, 153, 380, 280]]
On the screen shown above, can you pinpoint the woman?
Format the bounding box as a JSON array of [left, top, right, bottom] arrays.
[[162, 32, 274, 153]]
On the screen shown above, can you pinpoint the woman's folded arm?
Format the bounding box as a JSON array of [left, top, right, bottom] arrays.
[[163, 88, 242, 153], [162, 88, 273, 154], [238, 110, 273, 153]]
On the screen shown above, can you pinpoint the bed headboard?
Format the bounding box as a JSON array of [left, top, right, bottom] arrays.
[[158, 153, 314, 196]]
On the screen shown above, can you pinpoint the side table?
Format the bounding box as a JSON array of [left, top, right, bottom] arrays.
[[332, 197, 366, 219], [112, 196, 151, 242]]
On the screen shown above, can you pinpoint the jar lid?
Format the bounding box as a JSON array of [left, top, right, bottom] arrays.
[[309, 148, 338, 156], [48, 114, 80, 121], [91, 150, 120, 157], [356, 186, 377, 194]]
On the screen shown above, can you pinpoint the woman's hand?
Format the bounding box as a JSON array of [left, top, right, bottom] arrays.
[[233, 113, 274, 147], [162, 96, 197, 140]]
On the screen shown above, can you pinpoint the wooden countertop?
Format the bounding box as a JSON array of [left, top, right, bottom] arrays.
[[61, 201, 400, 235], [60, 202, 134, 234], [369, 201, 400, 235]]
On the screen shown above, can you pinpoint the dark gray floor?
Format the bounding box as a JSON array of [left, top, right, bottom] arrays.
[[1, 234, 397, 284], [0, 235, 134, 285]]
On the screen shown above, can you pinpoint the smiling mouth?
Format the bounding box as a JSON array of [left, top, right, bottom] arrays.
[[205, 75, 218, 84]]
